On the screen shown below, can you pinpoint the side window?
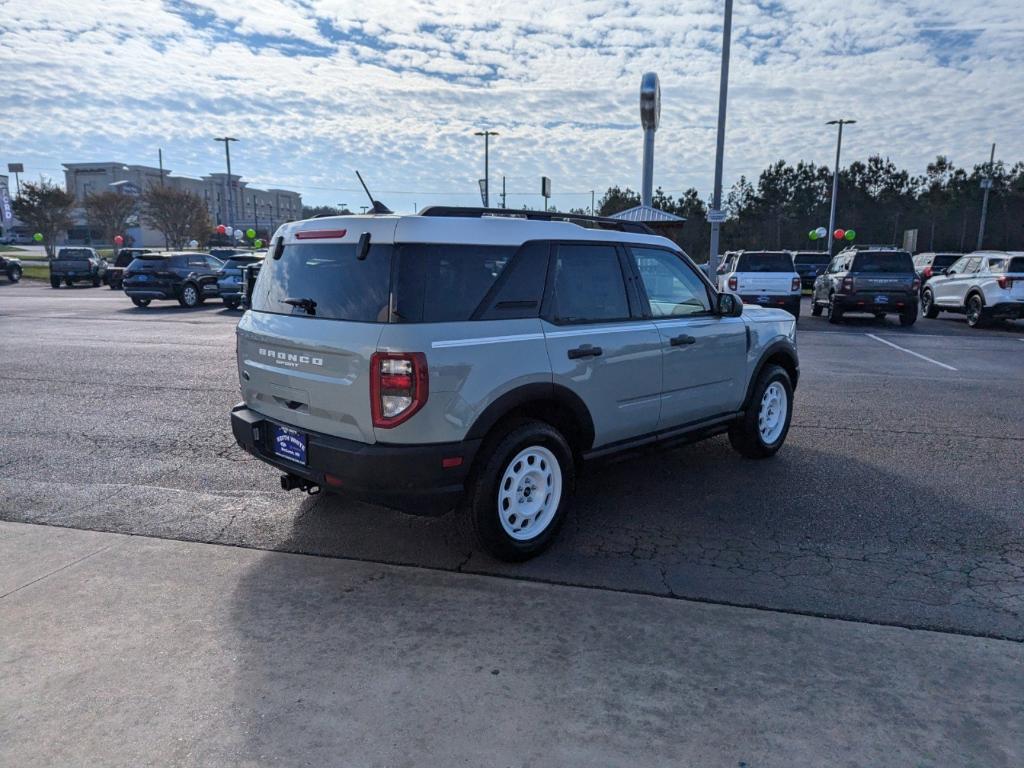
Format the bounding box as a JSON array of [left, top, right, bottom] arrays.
[[206, 256, 223, 270], [477, 241, 549, 321], [187, 255, 207, 268], [548, 243, 630, 324], [171, 256, 188, 269], [393, 244, 515, 323], [964, 257, 981, 274], [948, 257, 967, 274], [630, 247, 712, 318]]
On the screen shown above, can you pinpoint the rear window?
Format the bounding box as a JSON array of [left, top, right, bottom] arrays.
[[793, 253, 829, 265], [736, 252, 795, 272], [932, 254, 960, 269], [57, 249, 93, 259], [128, 256, 169, 270], [252, 243, 392, 322], [852, 251, 913, 273]]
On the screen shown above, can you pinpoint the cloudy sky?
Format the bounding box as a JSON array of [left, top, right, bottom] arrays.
[[1, 0, 1021, 213]]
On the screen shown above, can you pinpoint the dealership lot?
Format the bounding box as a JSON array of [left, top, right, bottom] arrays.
[[1, 281, 1022, 640]]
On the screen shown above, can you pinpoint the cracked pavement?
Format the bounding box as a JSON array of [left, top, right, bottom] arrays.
[[2, 283, 1022, 640]]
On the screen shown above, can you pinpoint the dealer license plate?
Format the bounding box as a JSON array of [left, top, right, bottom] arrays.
[[272, 425, 307, 465], [874, 295, 889, 304]]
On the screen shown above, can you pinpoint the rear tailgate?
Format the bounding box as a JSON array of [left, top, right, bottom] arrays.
[[735, 273, 794, 293]]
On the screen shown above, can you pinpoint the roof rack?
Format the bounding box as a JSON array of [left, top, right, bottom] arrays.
[[417, 206, 655, 235]]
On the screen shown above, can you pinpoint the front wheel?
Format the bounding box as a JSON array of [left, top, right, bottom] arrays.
[[92, 275, 101, 287], [64, 277, 73, 287], [178, 283, 200, 308], [50, 276, 60, 289], [729, 364, 793, 459], [131, 297, 151, 307], [460, 420, 575, 562], [899, 308, 917, 327], [8, 265, 22, 283], [223, 297, 241, 310], [921, 289, 940, 319]]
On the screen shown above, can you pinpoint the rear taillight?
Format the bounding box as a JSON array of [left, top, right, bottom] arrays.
[[841, 276, 854, 293], [911, 277, 921, 292], [922, 266, 932, 279], [996, 275, 1013, 289], [727, 276, 738, 291], [791, 277, 801, 291], [371, 352, 428, 429]]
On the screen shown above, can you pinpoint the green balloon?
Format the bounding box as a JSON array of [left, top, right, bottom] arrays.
[[33, 232, 43, 242], [254, 239, 263, 248], [844, 229, 856, 240], [246, 228, 256, 239], [808, 230, 818, 240]]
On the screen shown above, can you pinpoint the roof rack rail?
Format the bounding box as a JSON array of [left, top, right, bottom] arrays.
[[417, 206, 655, 235]]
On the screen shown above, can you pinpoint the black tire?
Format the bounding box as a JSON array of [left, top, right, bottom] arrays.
[[50, 276, 60, 289], [8, 265, 22, 283], [965, 293, 988, 328], [460, 419, 575, 562], [131, 297, 151, 307], [223, 297, 241, 310], [728, 364, 794, 459], [64, 277, 73, 287], [921, 289, 940, 319], [91, 275, 101, 287], [899, 309, 917, 327], [827, 294, 843, 324], [811, 300, 823, 317], [178, 282, 200, 308]]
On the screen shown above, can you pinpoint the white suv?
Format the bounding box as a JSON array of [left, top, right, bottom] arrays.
[[716, 250, 802, 318], [921, 251, 1024, 327]]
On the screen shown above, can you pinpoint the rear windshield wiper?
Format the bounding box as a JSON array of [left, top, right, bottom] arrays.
[[282, 297, 317, 315]]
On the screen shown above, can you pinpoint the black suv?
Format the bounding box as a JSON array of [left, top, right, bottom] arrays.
[[812, 247, 919, 325], [912, 252, 961, 292], [122, 252, 223, 308], [791, 251, 830, 289], [107, 248, 157, 290]]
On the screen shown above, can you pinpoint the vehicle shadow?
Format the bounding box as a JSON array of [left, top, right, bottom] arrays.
[[222, 436, 1023, 761]]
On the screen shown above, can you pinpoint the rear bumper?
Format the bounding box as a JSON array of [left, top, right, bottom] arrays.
[[230, 404, 480, 515], [833, 293, 917, 313], [125, 289, 174, 300], [988, 301, 1024, 319], [740, 294, 800, 314]]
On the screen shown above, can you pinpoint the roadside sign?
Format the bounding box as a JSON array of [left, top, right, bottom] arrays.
[[707, 208, 726, 223], [541, 176, 551, 198], [7, 163, 23, 173], [980, 178, 993, 189], [0, 182, 12, 223], [903, 228, 918, 254]]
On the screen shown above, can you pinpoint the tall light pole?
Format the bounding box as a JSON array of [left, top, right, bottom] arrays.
[[474, 130, 498, 207], [825, 119, 855, 257], [977, 142, 996, 250], [707, 0, 733, 282], [213, 137, 238, 231]]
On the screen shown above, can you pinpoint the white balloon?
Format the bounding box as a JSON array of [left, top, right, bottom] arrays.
[[188, 239, 199, 248], [233, 229, 243, 239], [815, 226, 827, 238]]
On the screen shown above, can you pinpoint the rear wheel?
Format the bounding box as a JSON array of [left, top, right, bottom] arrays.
[[131, 297, 151, 307], [899, 308, 917, 327], [50, 276, 60, 289], [7, 265, 22, 283], [91, 275, 101, 287], [223, 297, 241, 310], [827, 294, 843, 324], [921, 289, 940, 318], [811, 300, 823, 317], [64, 277, 73, 287], [729, 364, 793, 459], [460, 420, 575, 562], [178, 283, 200, 308], [966, 294, 988, 328]]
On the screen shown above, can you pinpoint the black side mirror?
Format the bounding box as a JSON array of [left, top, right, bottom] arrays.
[[942, 268, 953, 276], [717, 292, 743, 317]]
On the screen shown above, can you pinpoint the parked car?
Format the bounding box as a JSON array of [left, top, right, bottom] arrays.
[[716, 250, 801, 317], [107, 248, 157, 290], [1, 254, 22, 283], [216, 252, 266, 309], [122, 251, 223, 308], [231, 208, 799, 561], [812, 247, 919, 325], [921, 252, 1024, 327], [791, 251, 830, 289], [49, 247, 107, 288], [209, 248, 246, 261], [912, 252, 961, 293]]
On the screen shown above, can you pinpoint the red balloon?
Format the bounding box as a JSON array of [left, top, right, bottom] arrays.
[[216, 224, 227, 235], [834, 228, 846, 240], [113, 235, 124, 246]]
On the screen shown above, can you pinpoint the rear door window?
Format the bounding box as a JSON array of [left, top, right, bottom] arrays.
[[736, 252, 795, 272], [547, 243, 630, 324], [252, 242, 392, 322]]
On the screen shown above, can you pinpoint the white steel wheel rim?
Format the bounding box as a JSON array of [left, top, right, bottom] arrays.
[[183, 286, 197, 304], [497, 446, 562, 541], [758, 382, 788, 445]]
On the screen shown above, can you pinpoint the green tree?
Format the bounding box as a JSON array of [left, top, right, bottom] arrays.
[[12, 179, 75, 258], [84, 191, 136, 250]]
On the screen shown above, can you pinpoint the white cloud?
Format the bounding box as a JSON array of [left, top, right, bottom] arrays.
[[1, 0, 1021, 212]]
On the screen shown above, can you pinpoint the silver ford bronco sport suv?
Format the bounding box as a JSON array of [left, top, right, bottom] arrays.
[[231, 207, 799, 561]]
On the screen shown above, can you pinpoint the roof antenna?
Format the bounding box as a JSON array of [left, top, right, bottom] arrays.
[[355, 171, 393, 214]]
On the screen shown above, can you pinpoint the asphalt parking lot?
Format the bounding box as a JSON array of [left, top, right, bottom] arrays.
[[2, 281, 1022, 640]]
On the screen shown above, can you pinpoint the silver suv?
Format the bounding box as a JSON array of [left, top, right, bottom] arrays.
[[231, 208, 799, 560]]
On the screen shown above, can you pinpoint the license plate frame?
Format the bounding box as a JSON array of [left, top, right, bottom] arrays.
[[874, 295, 889, 304], [271, 425, 307, 465]]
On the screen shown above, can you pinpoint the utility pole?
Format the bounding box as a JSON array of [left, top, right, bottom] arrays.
[[213, 137, 238, 231], [253, 193, 259, 238], [473, 130, 498, 207], [825, 119, 856, 257], [158, 149, 165, 187], [591, 190, 595, 216], [977, 142, 996, 250], [707, 0, 733, 281], [501, 176, 507, 209]]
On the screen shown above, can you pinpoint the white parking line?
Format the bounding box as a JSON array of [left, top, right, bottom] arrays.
[[865, 333, 958, 371]]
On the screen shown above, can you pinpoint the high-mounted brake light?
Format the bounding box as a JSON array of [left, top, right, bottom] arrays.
[[371, 352, 428, 429], [295, 229, 347, 240]]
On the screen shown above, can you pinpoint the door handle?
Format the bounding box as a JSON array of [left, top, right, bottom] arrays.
[[567, 344, 602, 360], [670, 334, 696, 347]]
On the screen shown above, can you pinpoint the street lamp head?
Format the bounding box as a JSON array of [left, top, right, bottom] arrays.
[[826, 119, 856, 126], [213, 136, 239, 142], [473, 130, 499, 137]]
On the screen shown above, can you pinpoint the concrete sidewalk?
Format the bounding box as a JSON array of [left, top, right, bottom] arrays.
[[1, 521, 1020, 767]]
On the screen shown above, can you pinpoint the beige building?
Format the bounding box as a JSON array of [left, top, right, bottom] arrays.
[[63, 162, 302, 247]]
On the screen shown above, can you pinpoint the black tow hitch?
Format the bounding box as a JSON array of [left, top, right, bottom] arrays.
[[280, 473, 321, 495]]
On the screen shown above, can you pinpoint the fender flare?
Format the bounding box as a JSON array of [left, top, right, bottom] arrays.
[[465, 382, 596, 450], [742, 338, 799, 409]]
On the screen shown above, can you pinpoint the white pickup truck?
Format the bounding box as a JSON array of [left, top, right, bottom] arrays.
[[717, 250, 801, 318]]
